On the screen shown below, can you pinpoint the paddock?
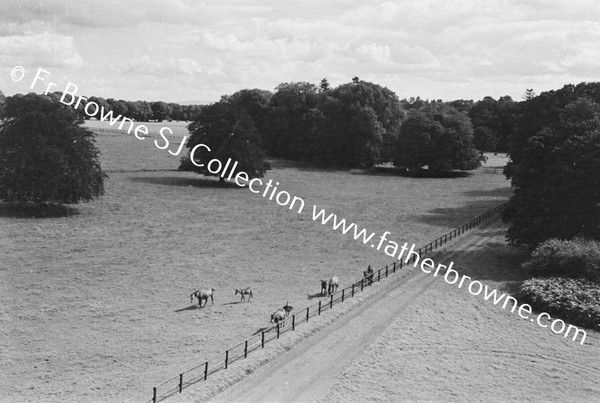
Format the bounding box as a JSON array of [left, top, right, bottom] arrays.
[[0, 133, 515, 402]]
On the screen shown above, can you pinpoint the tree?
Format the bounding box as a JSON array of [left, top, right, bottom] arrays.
[[133, 101, 153, 122], [394, 104, 483, 172], [316, 80, 404, 166], [0, 90, 5, 116], [469, 95, 517, 153], [180, 94, 268, 184], [87, 96, 111, 119], [523, 88, 536, 100], [151, 101, 172, 122], [503, 96, 600, 246], [266, 82, 322, 160], [0, 93, 105, 204], [319, 78, 331, 92], [106, 98, 128, 117]]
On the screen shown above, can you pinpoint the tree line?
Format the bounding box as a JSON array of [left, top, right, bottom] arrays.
[[0, 89, 203, 123], [181, 78, 520, 176]]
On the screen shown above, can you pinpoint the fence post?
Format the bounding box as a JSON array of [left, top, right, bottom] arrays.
[[244, 340, 248, 358], [393, 262, 396, 273], [153, 387, 157, 403], [204, 361, 208, 381], [330, 294, 333, 309], [225, 350, 229, 369], [277, 324, 280, 339], [378, 270, 381, 282], [361, 278, 364, 291], [306, 307, 309, 322], [292, 314, 295, 331], [342, 289, 345, 302], [352, 283, 355, 297], [385, 265, 388, 277], [318, 300, 322, 315], [179, 373, 183, 393], [261, 331, 265, 348]]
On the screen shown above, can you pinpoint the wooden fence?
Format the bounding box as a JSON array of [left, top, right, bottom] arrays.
[[147, 202, 509, 403], [481, 167, 504, 174]]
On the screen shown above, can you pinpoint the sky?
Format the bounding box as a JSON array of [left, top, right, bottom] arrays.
[[1, 0, 599, 104]]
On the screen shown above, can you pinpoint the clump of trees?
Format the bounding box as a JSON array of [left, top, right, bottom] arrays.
[[263, 79, 404, 167], [502, 83, 600, 333], [178, 79, 518, 180], [0, 93, 106, 205], [393, 103, 484, 172], [503, 83, 600, 247], [180, 90, 270, 183]]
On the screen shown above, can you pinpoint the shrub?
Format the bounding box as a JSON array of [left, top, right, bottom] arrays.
[[519, 277, 600, 330], [522, 237, 600, 282]]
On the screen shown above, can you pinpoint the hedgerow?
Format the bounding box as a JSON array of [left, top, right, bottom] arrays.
[[522, 238, 600, 282], [519, 277, 600, 330]]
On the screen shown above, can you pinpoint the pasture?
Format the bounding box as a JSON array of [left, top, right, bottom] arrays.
[[0, 127, 513, 402]]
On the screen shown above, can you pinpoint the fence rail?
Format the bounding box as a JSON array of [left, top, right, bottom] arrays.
[[148, 202, 509, 403], [481, 167, 504, 174]]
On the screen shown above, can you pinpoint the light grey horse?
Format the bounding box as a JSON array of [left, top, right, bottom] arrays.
[[191, 288, 215, 308]]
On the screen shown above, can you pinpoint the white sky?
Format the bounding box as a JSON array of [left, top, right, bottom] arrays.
[[1, 0, 599, 104]]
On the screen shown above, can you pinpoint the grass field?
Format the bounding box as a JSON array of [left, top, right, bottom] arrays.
[[0, 128, 513, 402]]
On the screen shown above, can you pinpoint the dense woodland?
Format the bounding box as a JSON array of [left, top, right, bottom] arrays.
[[180, 78, 519, 172]]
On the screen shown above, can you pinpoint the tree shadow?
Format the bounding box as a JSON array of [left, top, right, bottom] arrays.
[[129, 175, 241, 189], [418, 198, 511, 229], [353, 166, 472, 178], [441, 238, 530, 295], [463, 187, 513, 198], [0, 203, 80, 218]]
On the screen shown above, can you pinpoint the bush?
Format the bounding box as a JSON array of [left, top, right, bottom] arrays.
[[522, 237, 600, 282], [519, 277, 600, 330]]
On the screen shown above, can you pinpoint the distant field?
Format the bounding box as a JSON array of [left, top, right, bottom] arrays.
[[0, 130, 513, 402], [84, 119, 191, 137]]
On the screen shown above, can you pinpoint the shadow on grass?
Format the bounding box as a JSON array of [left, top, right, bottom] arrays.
[[129, 175, 241, 189], [252, 327, 270, 336], [0, 203, 80, 218], [174, 305, 200, 313], [442, 234, 530, 296], [418, 198, 511, 229], [463, 187, 513, 198], [222, 301, 244, 306], [306, 292, 327, 300], [353, 166, 472, 178]]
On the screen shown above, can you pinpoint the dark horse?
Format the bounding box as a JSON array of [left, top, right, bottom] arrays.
[[320, 280, 328, 296], [363, 266, 374, 286]]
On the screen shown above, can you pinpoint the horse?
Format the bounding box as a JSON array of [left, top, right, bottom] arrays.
[[271, 308, 287, 324], [235, 287, 253, 302], [320, 280, 328, 295], [190, 288, 215, 308], [328, 276, 339, 295], [363, 266, 374, 286]]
